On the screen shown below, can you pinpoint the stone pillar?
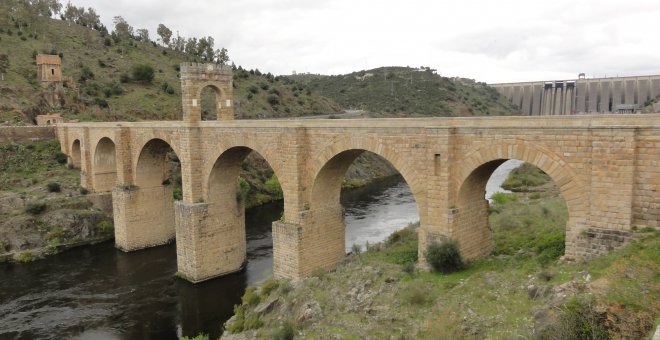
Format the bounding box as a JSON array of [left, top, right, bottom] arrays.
[[273, 207, 345, 279], [174, 201, 246, 282], [113, 185, 175, 251]]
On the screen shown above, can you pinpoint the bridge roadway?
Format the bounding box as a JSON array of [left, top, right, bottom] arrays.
[[57, 114, 660, 282]]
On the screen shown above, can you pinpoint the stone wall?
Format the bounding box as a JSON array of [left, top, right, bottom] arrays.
[[0, 126, 56, 144]]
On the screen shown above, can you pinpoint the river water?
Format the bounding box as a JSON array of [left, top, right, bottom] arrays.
[[0, 161, 518, 339]]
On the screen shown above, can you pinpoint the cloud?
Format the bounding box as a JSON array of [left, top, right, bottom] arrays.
[[72, 0, 660, 83]]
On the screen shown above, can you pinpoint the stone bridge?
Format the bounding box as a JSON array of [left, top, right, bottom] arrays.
[[56, 115, 660, 282]]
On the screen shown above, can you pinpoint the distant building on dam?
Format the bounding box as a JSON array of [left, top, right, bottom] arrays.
[[490, 74, 660, 115]]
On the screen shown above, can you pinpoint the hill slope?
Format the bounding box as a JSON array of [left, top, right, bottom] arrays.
[[0, 10, 341, 124], [290, 66, 520, 117]]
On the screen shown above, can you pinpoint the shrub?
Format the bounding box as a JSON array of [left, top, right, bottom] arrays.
[[79, 66, 94, 81], [537, 297, 610, 340], [18, 251, 34, 263], [402, 261, 416, 275], [259, 82, 269, 90], [536, 231, 565, 266], [351, 243, 361, 255], [54, 152, 68, 164], [131, 64, 155, 83], [490, 192, 517, 204], [402, 281, 433, 305], [264, 175, 283, 200], [25, 202, 47, 215], [46, 182, 61, 192], [260, 278, 280, 296], [79, 187, 89, 195], [241, 287, 260, 306], [267, 94, 280, 106], [273, 320, 295, 340], [103, 37, 112, 46], [94, 97, 109, 108], [248, 85, 259, 94], [119, 73, 131, 83], [425, 239, 464, 273]]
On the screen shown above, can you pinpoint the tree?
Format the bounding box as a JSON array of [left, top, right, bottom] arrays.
[[113, 16, 133, 40], [135, 28, 149, 42], [215, 47, 229, 65], [0, 54, 9, 81], [184, 37, 197, 55], [197, 36, 214, 61], [156, 24, 172, 46], [131, 64, 154, 84]]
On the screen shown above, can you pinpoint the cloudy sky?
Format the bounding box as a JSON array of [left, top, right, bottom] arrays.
[[73, 0, 660, 83]]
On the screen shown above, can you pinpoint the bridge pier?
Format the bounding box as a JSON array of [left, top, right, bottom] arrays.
[[273, 207, 345, 279], [174, 201, 246, 283], [112, 185, 175, 251]]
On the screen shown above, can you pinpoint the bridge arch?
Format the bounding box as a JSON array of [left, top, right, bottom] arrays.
[[69, 139, 81, 168], [304, 137, 424, 273], [453, 142, 586, 260], [92, 137, 117, 192], [309, 137, 425, 217]]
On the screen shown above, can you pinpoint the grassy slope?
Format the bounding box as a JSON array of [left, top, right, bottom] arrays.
[[223, 164, 659, 339], [0, 10, 341, 124], [291, 67, 520, 117]]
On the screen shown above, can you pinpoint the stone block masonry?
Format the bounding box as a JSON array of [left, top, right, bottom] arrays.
[[57, 114, 660, 282]]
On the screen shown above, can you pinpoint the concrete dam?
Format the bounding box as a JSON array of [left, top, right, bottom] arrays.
[[491, 75, 660, 115]]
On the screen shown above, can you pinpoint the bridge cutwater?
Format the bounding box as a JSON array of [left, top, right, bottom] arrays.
[[56, 64, 660, 283], [491, 75, 660, 115]]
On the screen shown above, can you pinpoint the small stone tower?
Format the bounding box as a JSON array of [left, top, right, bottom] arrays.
[[180, 63, 234, 121], [36, 54, 62, 86]]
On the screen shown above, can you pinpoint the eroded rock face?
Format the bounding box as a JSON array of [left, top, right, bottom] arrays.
[[0, 204, 113, 260]]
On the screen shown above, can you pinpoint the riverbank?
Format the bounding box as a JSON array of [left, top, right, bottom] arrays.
[[0, 140, 115, 263], [221, 164, 659, 339]]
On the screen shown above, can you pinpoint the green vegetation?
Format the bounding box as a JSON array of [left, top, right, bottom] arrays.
[[46, 181, 61, 192], [501, 162, 552, 191], [425, 239, 464, 273], [290, 66, 519, 117], [25, 201, 46, 215]]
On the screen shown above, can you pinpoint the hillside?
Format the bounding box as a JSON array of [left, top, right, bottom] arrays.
[[0, 9, 341, 124], [290, 67, 520, 117]]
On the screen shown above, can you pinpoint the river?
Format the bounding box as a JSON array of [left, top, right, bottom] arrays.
[[0, 161, 519, 339]]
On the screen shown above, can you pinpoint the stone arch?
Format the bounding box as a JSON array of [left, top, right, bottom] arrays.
[[92, 137, 117, 192], [69, 139, 81, 168], [453, 142, 586, 260], [196, 146, 284, 278], [180, 63, 234, 121], [198, 83, 227, 121], [303, 140, 424, 273], [309, 137, 425, 217], [135, 138, 179, 188]]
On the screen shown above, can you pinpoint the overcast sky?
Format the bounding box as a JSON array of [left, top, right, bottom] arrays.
[[72, 0, 660, 83]]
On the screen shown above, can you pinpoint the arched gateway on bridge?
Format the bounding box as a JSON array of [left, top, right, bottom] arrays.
[[55, 63, 660, 283]]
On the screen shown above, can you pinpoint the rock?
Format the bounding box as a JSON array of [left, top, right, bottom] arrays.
[[296, 300, 322, 324], [533, 309, 548, 321], [527, 285, 539, 299], [254, 296, 279, 315]]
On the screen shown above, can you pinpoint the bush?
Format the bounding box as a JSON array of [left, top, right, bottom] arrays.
[[490, 192, 517, 204], [402, 261, 416, 275], [537, 297, 610, 340], [425, 239, 464, 273], [54, 152, 68, 164], [119, 73, 131, 83], [46, 182, 61, 192], [131, 64, 155, 83], [402, 281, 433, 305], [94, 97, 109, 108], [264, 175, 283, 200], [248, 85, 259, 94], [79, 187, 89, 195], [25, 202, 47, 215], [267, 94, 280, 106], [79, 66, 94, 81], [260, 278, 280, 296], [273, 321, 295, 340], [241, 287, 260, 306]]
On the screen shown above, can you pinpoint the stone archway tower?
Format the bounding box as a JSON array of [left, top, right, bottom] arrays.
[[180, 63, 234, 121]]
